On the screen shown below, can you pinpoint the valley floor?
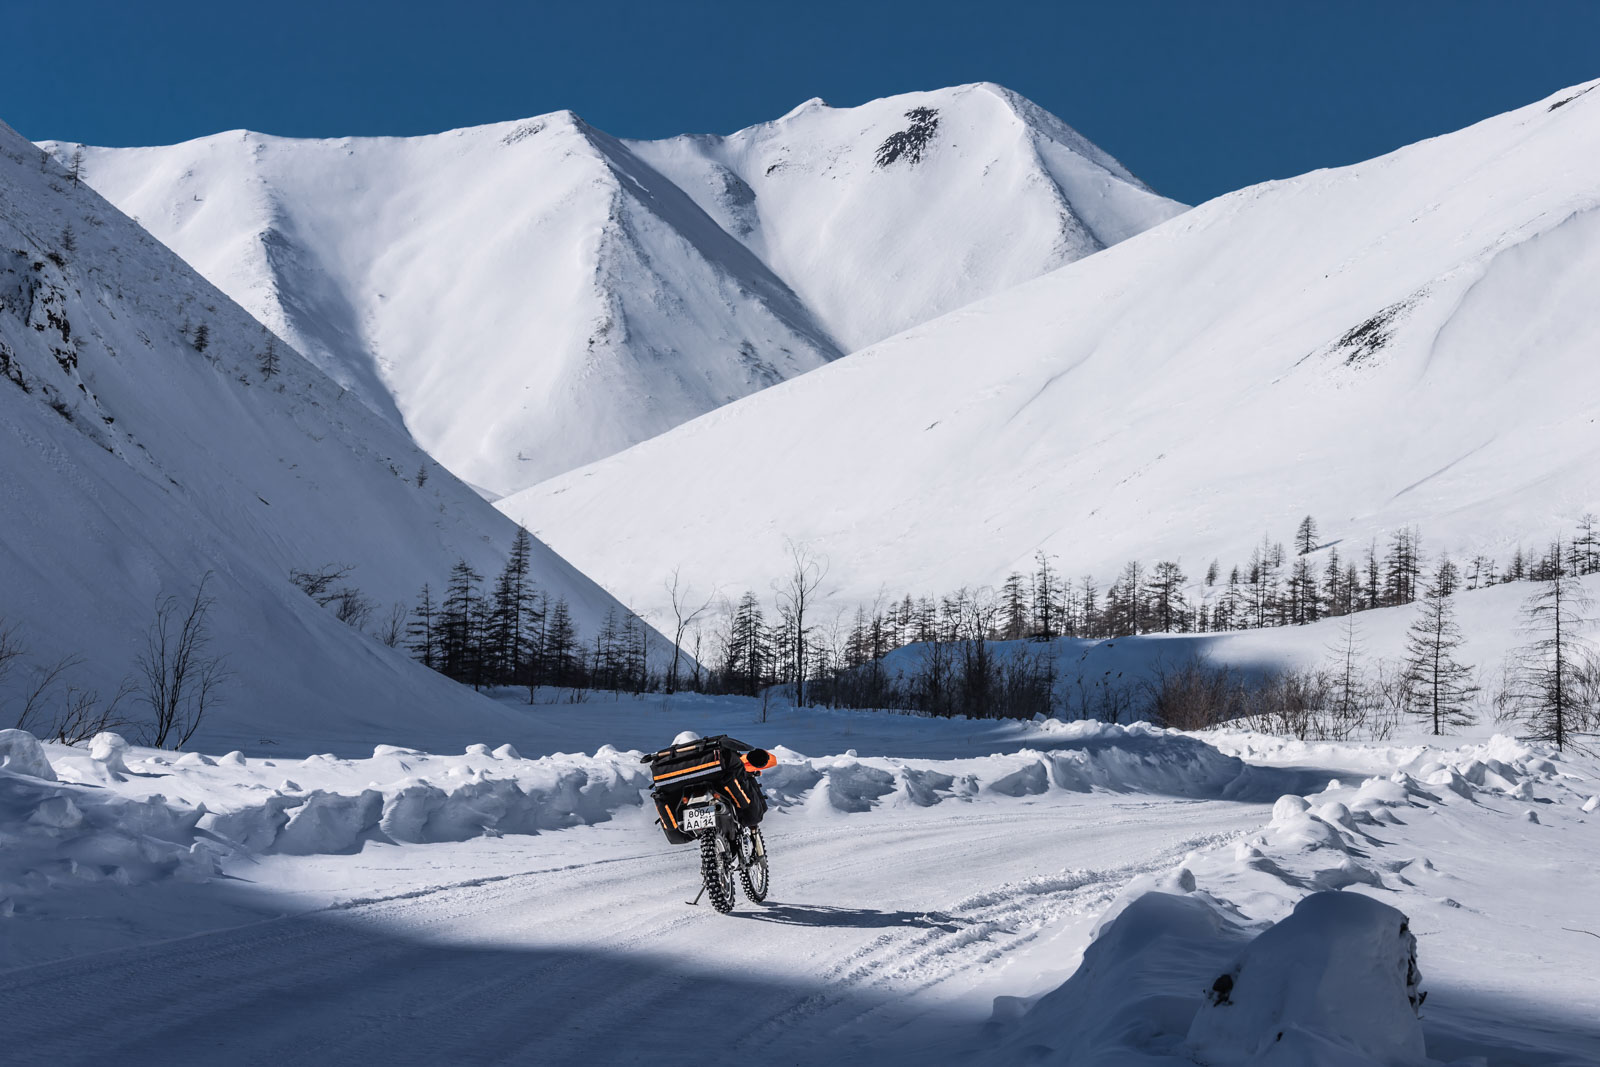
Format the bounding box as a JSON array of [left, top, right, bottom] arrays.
[[1, 695, 1596, 1066]]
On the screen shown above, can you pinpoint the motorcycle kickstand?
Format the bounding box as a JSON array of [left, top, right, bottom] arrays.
[[687, 884, 706, 907]]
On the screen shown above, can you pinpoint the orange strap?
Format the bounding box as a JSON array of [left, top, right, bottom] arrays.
[[653, 758, 722, 782]]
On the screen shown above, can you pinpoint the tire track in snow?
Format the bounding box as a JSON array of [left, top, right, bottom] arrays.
[[733, 824, 1250, 1052]]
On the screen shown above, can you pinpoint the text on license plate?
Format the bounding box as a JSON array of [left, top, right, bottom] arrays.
[[682, 807, 717, 832]]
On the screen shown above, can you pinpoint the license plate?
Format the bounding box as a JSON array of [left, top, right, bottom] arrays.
[[682, 807, 717, 832]]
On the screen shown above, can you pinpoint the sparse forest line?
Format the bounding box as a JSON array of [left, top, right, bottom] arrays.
[[285, 513, 1600, 750]]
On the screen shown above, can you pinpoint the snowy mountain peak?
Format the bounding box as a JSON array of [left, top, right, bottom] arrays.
[[628, 84, 1185, 354], [775, 97, 830, 121], [58, 88, 1182, 495], [503, 78, 1600, 623]]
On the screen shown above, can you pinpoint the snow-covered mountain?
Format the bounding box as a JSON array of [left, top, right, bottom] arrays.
[[502, 79, 1600, 621], [629, 83, 1183, 353], [52, 86, 1182, 496], [0, 118, 657, 750]]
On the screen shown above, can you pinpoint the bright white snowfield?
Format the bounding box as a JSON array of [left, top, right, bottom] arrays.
[[7, 73, 1600, 1067], [2, 696, 1597, 1066], [0, 119, 658, 748], [52, 84, 1182, 495], [504, 79, 1600, 623]]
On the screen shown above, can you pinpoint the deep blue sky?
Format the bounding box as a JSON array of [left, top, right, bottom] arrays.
[[6, 1, 1597, 204]]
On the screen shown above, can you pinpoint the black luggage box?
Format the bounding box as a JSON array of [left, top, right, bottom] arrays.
[[643, 735, 767, 842]]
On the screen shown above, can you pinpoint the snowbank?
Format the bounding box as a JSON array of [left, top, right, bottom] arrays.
[[1000, 887, 1254, 1062], [1, 733, 651, 918], [1186, 892, 1427, 1066], [1007, 888, 1428, 1065], [997, 729, 1596, 1065], [0, 736, 216, 917], [2, 721, 1263, 918], [762, 720, 1252, 814]]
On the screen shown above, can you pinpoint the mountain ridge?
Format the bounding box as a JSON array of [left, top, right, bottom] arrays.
[[499, 78, 1600, 623], [49, 85, 1183, 496]]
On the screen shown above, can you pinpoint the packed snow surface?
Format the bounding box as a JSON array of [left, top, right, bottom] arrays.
[[0, 118, 656, 749], [54, 84, 1182, 494], [3, 695, 1596, 1065], [505, 78, 1600, 620]]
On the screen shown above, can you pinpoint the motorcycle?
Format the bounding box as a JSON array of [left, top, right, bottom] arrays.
[[641, 734, 776, 914]]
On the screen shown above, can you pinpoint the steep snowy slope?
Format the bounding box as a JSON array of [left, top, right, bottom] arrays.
[[0, 119, 657, 750], [53, 86, 1181, 496], [631, 83, 1184, 352], [504, 79, 1600, 620], [52, 116, 841, 495]]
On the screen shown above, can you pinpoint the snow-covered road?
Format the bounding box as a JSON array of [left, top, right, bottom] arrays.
[[5, 701, 1597, 1065], [1, 796, 1269, 1065]]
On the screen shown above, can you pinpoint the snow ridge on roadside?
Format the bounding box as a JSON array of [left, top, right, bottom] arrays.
[[994, 732, 1600, 1065], [1, 721, 1253, 916]]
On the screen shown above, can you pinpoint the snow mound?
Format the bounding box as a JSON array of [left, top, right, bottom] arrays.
[[4, 721, 1258, 915], [1001, 889, 1255, 1062], [0, 730, 57, 781], [3, 733, 654, 915], [1000, 724, 1600, 1065], [1001, 888, 1427, 1065], [760, 722, 1249, 814], [0, 766, 218, 914], [1186, 892, 1427, 1066]]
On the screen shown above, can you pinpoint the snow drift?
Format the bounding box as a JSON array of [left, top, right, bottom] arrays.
[[1003, 889, 1427, 1066], [996, 727, 1597, 1065], [1185, 892, 1427, 1066], [0, 731, 652, 924], [0, 720, 1265, 920]]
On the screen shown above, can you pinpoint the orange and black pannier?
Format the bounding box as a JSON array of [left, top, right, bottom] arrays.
[[642, 735, 770, 843]]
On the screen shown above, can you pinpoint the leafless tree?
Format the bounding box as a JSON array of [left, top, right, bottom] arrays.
[[12, 653, 79, 735], [137, 574, 230, 749], [0, 620, 28, 717], [688, 628, 705, 691], [664, 567, 715, 695], [1326, 613, 1367, 737], [289, 564, 355, 605], [774, 539, 828, 708], [375, 603, 408, 648], [332, 587, 375, 629], [258, 336, 280, 380], [52, 678, 139, 745]]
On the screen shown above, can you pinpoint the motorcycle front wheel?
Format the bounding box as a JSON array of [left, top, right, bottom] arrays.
[[738, 827, 769, 903]]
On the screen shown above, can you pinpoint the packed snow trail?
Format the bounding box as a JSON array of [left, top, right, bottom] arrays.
[[0, 798, 1268, 1065], [7, 708, 1596, 1063]]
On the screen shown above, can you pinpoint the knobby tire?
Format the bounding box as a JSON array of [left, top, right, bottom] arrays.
[[700, 832, 736, 914]]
